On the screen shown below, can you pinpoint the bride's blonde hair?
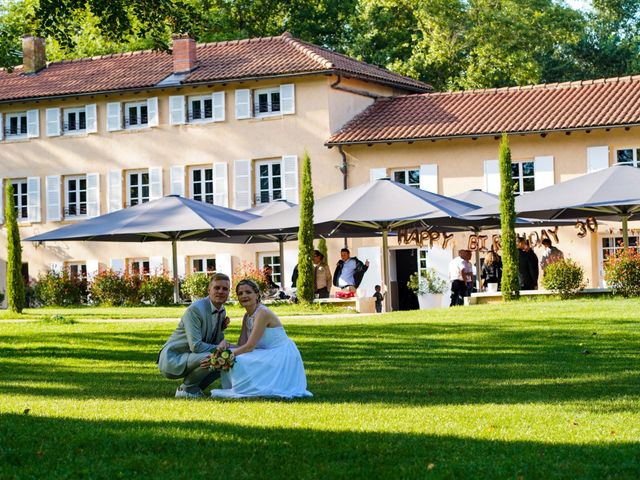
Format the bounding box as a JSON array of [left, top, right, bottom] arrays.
[[236, 278, 262, 302]]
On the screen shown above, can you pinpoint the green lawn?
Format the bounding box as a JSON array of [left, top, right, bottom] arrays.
[[1, 299, 639, 479]]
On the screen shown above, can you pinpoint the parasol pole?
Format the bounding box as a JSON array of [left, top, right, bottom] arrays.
[[622, 214, 630, 248], [171, 238, 180, 303], [279, 237, 286, 289], [382, 227, 391, 312]]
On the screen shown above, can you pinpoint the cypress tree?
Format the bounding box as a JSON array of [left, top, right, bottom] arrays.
[[5, 182, 26, 312], [317, 237, 328, 265], [499, 133, 520, 301], [296, 151, 315, 303]]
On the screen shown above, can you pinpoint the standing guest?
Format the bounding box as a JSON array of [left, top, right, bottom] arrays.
[[449, 249, 473, 306], [157, 273, 231, 398], [312, 250, 332, 298], [373, 285, 384, 313], [540, 239, 564, 273], [333, 248, 369, 292], [481, 251, 503, 290], [518, 238, 539, 290]]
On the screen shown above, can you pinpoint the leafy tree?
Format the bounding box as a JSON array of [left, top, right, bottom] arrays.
[[499, 134, 519, 301], [296, 151, 315, 304], [5, 182, 26, 313]]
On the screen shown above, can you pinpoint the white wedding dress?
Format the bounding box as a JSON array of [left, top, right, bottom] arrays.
[[210, 304, 312, 399]]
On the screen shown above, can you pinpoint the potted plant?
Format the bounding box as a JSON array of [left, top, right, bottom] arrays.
[[407, 269, 448, 309]]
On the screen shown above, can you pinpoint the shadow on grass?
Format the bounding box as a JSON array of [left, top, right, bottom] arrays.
[[1, 413, 638, 479]]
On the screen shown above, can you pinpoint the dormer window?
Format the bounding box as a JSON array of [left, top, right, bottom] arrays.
[[64, 107, 87, 134], [6, 112, 28, 138], [254, 88, 281, 116], [124, 101, 148, 129]]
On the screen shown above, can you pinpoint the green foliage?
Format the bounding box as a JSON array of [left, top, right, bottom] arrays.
[[32, 270, 87, 306], [5, 182, 26, 313], [296, 150, 315, 304], [541, 259, 585, 299], [232, 262, 267, 299], [139, 274, 174, 306], [181, 272, 210, 301], [88, 270, 141, 306], [603, 248, 640, 297], [316, 237, 328, 265], [499, 134, 519, 301], [407, 269, 447, 295], [40, 314, 76, 325]]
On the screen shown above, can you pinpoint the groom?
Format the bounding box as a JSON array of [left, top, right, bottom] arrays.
[[157, 273, 232, 398]]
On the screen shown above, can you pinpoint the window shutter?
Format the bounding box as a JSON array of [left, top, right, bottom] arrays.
[[86, 173, 100, 218], [27, 176, 41, 222], [419, 164, 438, 193], [50, 263, 63, 274], [147, 97, 159, 127], [483, 160, 500, 194], [86, 260, 101, 280], [169, 256, 186, 278], [107, 102, 122, 131], [149, 256, 164, 276], [282, 155, 299, 204], [108, 170, 123, 212], [149, 167, 163, 200], [213, 162, 229, 207], [170, 165, 185, 197], [110, 258, 125, 273], [169, 95, 186, 125], [212, 92, 225, 122], [369, 168, 387, 182], [0, 114, 3, 141], [587, 146, 609, 173], [85, 104, 98, 133], [0, 177, 4, 224], [216, 253, 232, 280], [235, 89, 251, 119], [534, 155, 554, 190], [45, 175, 61, 222], [233, 159, 252, 209], [27, 109, 39, 138], [280, 84, 295, 115], [45, 108, 61, 137]]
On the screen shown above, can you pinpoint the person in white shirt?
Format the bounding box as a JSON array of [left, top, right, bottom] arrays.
[[449, 249, 473, 306]]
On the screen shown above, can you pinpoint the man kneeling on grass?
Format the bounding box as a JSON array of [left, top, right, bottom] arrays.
[[157, 273, 232, 399]]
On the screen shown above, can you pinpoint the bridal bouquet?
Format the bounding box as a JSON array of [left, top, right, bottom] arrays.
[[209, 349, 235, 372]]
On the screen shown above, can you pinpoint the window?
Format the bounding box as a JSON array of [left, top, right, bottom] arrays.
[[6, 112, 27, 138], [191, 257, 216, 274], [259, 253, 281, 285], [255, 160, 282, 204], [124, 101, 148, 129], [11, 179, 28, 220], [65, 175, 87, 217], [393, 169, 420, 188], [616, 148, 640, 167], [127, 170, 150, 206], [190, 167, 214, 204], [67, 262, 87, 280], [254, 88, 280, 116], [512, 161, 535, 195], [602, 236, 639, 261], [129, 258, 150, 278], [63, 107, 86, 134], [189, 95, 213, 122]]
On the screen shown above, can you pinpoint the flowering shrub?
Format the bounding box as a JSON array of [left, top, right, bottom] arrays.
[[603, 248, 640, 297], [140, 273, 175, 306], [407, 269, 447, 295], [32, 270, 87, 306], [181, 272, 210, 301], [541, 258, 585, 299], [89, 270, 141, 306], [232, 261, 267, 299]]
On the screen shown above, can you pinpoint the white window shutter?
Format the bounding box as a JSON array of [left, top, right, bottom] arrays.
[[216, 253, 232, 280], [45, 175, 61, 222], [147, 97, 159, 127], [169, 95, 186, 125], [45, 108, 61, 137], [27, 109, 39, 138], [149, 256, 164, 276], [149, 167, 163, 200], [370, 168, 387, 182], [280, 84, 295, 115], [86, 173, 100, 218], [213, 162, 229, 207], [282, 155, 299, 204], [110, 258, 125, 273], [587, 146, 609, 173], [212, 92, 225, 122], [50, 262, 63, 274], [419, 164, 438, 193], [234, 159, 252, 210], [0, 177, 4, 224], [27, 176, 41, 222], [178, 256, 186, 278], [86, 260, 101, 280], [534, 155, 554, 190], [235, 89, 251, 119], [0, 114, 3, 141], [483, 160, 500, 194], [107, 102, 122, 131], [85, 104, 98, 133], [170, 165, 185, 197], [108, 170, 123, 212]]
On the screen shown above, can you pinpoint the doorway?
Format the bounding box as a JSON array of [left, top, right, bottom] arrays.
[[395, 249, 419, 310]]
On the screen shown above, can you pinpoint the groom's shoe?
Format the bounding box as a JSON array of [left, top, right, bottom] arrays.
[[175, 387, 204, 399]]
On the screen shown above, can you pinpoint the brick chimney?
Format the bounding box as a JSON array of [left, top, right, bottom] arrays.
[[172, 34, 197, 73], [22, 36, 47, 74]]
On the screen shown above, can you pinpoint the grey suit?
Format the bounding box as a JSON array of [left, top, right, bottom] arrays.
[[158, 297, 226, 393]]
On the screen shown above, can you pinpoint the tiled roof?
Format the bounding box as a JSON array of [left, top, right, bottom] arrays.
[[0, 33, 430, 103], [327, 76, 640, 145]]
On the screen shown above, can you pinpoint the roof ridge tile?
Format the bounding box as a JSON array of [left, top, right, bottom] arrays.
[[281, 33, 334, 69]]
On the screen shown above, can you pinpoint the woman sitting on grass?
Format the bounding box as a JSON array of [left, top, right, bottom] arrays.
[[203, 279, 312, 399]]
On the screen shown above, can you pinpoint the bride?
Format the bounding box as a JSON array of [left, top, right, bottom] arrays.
[[205, 278, 312, 399]]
